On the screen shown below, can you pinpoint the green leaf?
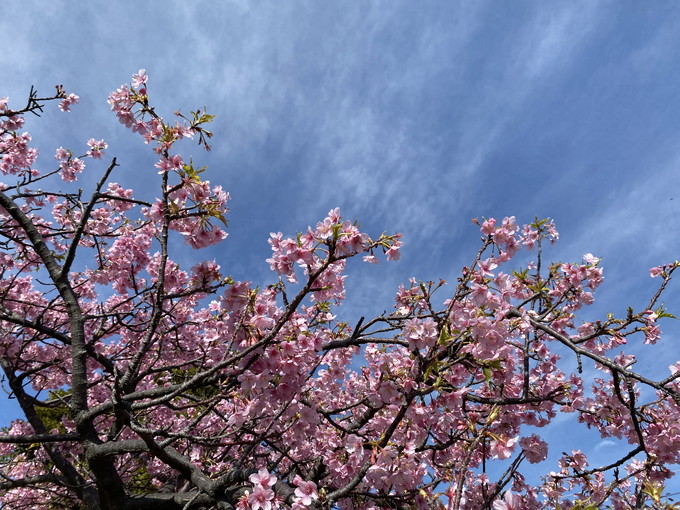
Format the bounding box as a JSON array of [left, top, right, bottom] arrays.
[[199, 113, 215, 124], [423, 360, 440, 381], [331, 223, 342, 239], [437, 326, 452, 345], [214, 212, 228, 226], [657, 310, 678, 320], [482, 366, 491, 382], [513, 268, 529, 280]]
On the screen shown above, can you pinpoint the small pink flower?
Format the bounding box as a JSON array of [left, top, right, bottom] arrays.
[[132, 68, 148, 89], [293, 476, 318, 506], [489, 436, 518, 460], [481, 218, 497, 236], [478, 257, 498, 277], [87, 138, 108, 159], [154, 155, 183, 174], [236, 490, 250, 510], [249, 468, 277, 489], [650, 266, 663, 278], [54, 147, 69, 161], [248, 486, 275, 510], [493, 492, 520, 510], [644, 324, 661, 345], [60, 158, 85, 182], [386, 243, 402, 261], [155, 157, 172, 174], [583, 253, 600, 265], [519, 434, 549, 464], [560, 449, 588, 470], [58, 93, 79, 112]]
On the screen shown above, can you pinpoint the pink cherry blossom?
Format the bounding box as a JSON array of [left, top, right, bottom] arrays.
[[386, 239, 402, 261], [650, 266, 663, 277], [293, 476, 318, 506], [519, 434, 549, 464], [54, 147, 69, 160], [131, 68, 148, 89], [490, 436, 518, 460], [248, 486, 276, 510], [493, 492, 520, 510], [59, 157, 85, 181], [58, 92, 79, 112], [86, 138, 108, 159], [250, 468, 277, 489]]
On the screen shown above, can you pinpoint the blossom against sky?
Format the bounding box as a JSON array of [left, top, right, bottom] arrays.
[[2, 0, 680, 491]]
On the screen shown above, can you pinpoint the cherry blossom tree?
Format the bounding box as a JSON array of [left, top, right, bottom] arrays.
[[1, 71, 679, 510]]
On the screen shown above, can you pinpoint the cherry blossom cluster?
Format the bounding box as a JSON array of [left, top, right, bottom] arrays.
[[108, 70, 229, 248], [0, 115, 36, 178], [267, 207, 401, 289]]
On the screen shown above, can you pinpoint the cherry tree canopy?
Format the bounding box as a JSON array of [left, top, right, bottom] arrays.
[[0, 72, 679, 510]]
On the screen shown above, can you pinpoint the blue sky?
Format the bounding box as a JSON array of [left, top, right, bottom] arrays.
[[2, 0, 680, 494]]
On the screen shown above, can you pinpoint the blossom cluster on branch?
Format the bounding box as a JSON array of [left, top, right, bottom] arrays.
[[0, 71, 679, 510]]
